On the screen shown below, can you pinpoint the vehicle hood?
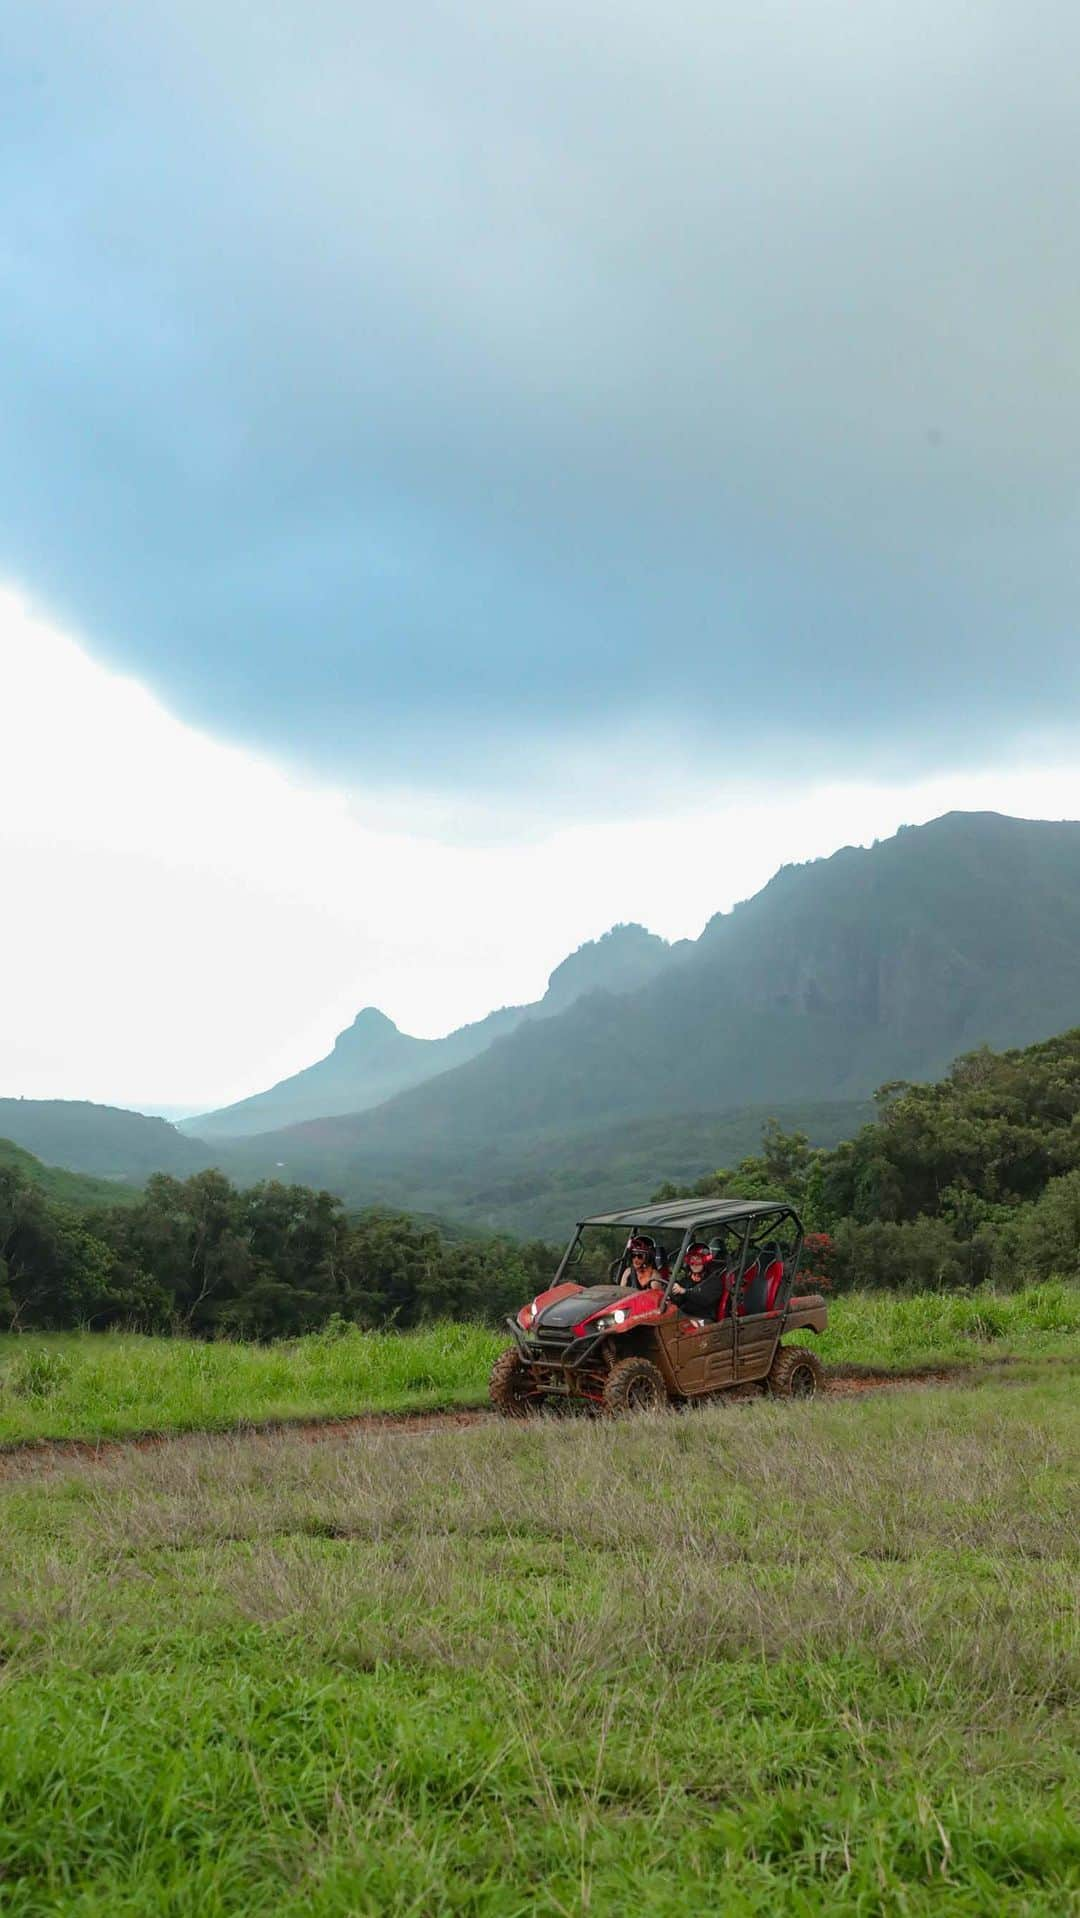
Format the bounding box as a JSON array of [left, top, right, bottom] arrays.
[[534, 1284, 626, 1331]]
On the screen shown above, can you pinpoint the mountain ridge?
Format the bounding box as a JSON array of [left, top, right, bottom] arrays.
[[0, 1101, 213, 1183], [5, 813, 1080, 1238], [183, 921, 676, 1138], [221, 812, 1080, 1231]]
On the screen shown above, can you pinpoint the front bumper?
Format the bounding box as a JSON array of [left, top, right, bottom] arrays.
[[507, 1316, 606, 1371]]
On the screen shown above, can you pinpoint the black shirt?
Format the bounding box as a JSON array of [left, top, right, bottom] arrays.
[[672, 1264, 730, 1319]]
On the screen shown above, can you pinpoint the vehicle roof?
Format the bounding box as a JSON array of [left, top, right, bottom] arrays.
[[580, 1198, 795, 1230]]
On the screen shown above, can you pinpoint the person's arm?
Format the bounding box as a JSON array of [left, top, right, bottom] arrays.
[[677, 1267, 729, 1316], [672, 1284, 703, 1315]]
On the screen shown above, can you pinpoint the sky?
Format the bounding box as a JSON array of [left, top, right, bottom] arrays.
[[2, 3, 1079, 1111]]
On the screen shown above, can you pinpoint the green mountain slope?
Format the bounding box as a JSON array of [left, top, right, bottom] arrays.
[[0, 1138, 144, 1209], [184, 923, 675, 1139], [226, 1100, 871, 1239], [0, 1102, 212, 1185], [228, 813, 1080, 1233]]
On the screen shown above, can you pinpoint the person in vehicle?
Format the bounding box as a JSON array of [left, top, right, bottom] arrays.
[[670, 1241, 731, 1319], [618, 1235, 665, 1291]]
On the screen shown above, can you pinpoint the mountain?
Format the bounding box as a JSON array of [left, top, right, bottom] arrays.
[[537, 923, 679, 1016], [0, 1137, 145, 1210], [184, 923, 675, 1139], [0, 1101, 213, 1185], [226, 813, 1080, 1232], [181, 1005, 513, 1140], [224, 1099, 872, 1239], [9, 814, 1080, 1237]]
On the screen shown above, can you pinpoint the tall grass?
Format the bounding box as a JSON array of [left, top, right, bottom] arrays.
[[0, 1372, 1075, 1912], [0, 1282, 1077, 1446], [816, 1278, 1080, 1367], [0, 1320, 502, 1444]]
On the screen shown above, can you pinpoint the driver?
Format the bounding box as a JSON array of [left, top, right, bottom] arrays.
[[618, 1235, 664, 1291]]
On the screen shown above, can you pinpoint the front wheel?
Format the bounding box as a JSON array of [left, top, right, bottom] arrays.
[[602, 1355, 669, 1415], [489, 1347, 547, 1417], [767, 1345, 824, 1400]]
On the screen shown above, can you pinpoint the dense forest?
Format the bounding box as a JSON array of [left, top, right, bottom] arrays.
[[3, 1026, 1080, 1335], [0, 1163, 554, 1337], [656, 1028, 1080, 1293]]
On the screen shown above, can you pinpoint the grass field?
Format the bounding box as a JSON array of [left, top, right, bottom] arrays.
[[0, 1368, 1076, 1913], [0, 1283, 1078, 1447]]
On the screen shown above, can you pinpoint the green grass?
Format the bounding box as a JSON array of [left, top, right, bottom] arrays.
[[0, 1322, 501, 1445], [1, 1283, 1078, 1447], [0, 1371, 1076, 1913], [814, 1280, 1080, 1369]]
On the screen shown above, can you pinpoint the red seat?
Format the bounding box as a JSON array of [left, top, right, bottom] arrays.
[[763, 1259, 785, 1313], [735, 1260, 761, 1316], [714, 1269, 734, 1322]]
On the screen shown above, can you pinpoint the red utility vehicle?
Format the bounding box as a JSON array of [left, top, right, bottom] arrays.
[[490, 1198, 827, 1415]]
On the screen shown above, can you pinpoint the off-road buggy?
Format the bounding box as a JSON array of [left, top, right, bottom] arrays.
[[490, 1198, 828, 1415]]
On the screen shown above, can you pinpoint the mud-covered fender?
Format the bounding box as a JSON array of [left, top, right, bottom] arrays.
[[784, 1293, 828, 1335]]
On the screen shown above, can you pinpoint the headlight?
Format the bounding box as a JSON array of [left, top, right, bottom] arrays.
[[589, 1308, 627, 1333]]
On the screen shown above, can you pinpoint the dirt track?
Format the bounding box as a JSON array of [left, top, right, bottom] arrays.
[[0, 1367, 974, 1477]]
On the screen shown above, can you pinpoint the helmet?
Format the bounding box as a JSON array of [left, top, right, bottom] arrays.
[[628, 1235, 656, 1256], [685, 1241, 711, 1263]]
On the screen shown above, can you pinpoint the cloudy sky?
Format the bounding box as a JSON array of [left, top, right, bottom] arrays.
[[2, 2, 1079, 1111]]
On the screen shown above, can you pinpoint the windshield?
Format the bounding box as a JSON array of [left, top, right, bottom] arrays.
[[559, 1223, 679, 1287], [557, 1210, 801, 1293]]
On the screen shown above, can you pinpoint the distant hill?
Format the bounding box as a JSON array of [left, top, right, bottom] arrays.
[[184, 923, 676, 1139], [227, 813, 1080, 1233], [0, 1138, 144, 1210], [0, 1102, 212, 1185], [9, 814, 1080, 1237], [224, 1099, 872, 1239]]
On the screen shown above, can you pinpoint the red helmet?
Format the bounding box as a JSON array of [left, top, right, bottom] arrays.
[[685, 1242, 711, 1263], [628, 1235, 655, 1256]]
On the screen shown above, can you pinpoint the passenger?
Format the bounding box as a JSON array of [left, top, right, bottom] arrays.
[[671, 1242, 731, 1319], [618, 1235, 664, 1291]]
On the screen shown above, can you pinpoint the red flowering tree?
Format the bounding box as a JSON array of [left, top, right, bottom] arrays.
[[800, 1231, 834, 1292]]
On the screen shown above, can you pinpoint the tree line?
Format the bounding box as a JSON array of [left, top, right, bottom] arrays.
[[0, 1167, 555, 1336], [653, 1028, 1080, 1292], [5, 1026, 1080, 1333]]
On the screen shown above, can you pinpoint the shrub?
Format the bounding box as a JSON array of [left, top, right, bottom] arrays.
[[828, 1215, 996, 1293], [1011, 1170, 1080, 1283], [6, 1345, 73, 1400]]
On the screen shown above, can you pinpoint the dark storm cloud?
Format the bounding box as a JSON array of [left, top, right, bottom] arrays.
[[3, 1, 1080, 792]]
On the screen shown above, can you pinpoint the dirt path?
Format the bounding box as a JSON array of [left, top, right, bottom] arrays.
[[0, 1368, 973, 1477]]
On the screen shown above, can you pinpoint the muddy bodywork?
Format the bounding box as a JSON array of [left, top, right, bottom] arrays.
[[501, 1198, 828, 1409], [783, 1293, 828, 1335]]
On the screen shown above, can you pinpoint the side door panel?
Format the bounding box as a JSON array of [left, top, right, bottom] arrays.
[[672, 1315, 734, 1394], [735, 1312, 781, 1382]]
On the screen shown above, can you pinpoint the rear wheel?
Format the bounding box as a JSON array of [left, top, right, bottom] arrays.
[[489, 1348, 548, 1417], [767, 1345, 824, 1400], [602, 1356, 669, 1415]]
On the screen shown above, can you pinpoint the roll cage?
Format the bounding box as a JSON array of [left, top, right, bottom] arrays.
[[552, 1198, 805, 1316]]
